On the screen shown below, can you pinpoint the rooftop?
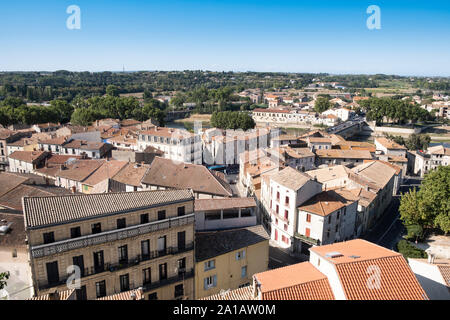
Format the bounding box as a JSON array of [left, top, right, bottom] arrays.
[[142, 157, 233, 197], [23, 189, 194, 230], [111, 162, 150, 187], [298, 190, 356, 216], [195, 225, 269, 262], [195, 197, 256, 212], [270, 166, 313, 190], [375, 137, 407, 150], [315, 149, 372, 160], [254, 262, 334, 300], [82, 160, 128, 186], [201, 286, 255, 300], [8, 150, 47, 163], [310, 239, 428, 300]]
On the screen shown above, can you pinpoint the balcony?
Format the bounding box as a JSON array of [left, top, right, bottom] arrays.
[[294, 232, 320, 246], [36, 243, 194, 291], [142, 268, 194, 292], [31, 214, 195, 258]]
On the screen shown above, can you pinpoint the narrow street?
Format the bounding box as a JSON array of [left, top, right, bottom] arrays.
[[363, 176, 423, 250]]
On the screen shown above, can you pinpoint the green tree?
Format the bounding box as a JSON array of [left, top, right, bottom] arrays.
[[314, 97, 332, 113], [106, 85, 120, 97], [0, 271, 9, 290], [400, 166, 450, 234], [70, 108, 98, 126]]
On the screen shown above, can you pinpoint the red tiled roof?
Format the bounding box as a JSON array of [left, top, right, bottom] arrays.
[[311, 239, 428, 300], [254, 262, 335, 300]]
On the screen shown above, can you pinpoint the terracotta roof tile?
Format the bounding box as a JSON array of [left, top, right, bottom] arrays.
[[311, 239, 428, 300], [254, 262, 335, 300], [201, 286, 255, 300]]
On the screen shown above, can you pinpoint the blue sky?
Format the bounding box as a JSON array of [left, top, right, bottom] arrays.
[[0, 0, 449, 76]]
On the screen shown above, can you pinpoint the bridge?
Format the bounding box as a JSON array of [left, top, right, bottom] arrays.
[[326, 116, 366, 139]]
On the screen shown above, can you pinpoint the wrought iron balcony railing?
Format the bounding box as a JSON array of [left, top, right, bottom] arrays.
[[31, 214, 195, 258], [37, 243, 194, 291]]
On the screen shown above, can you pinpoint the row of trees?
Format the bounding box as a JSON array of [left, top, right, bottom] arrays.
[[399, 166, 450, 234], [0, 99, 73, 126], [0, 94, 166, 127], [210, 111, 256, 131], [384, 133, 431, 151], [360, 97, 432, 125]]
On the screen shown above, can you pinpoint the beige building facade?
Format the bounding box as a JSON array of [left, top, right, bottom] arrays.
[[23, 189, 195, 300]]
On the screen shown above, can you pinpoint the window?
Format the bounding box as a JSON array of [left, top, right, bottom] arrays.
[[236, 250, 245, 260], [204, 260, 215, 271], [158, 210, 166, 220], [96, 280, 106, 298], [177, 231, 186, 250], [91, 223, 102, 234], [177, 258, 186, 276], [148, 292, 158, 300], [72, 255, 85, 277], [46, 261, 59, 285], [120, 274, 130, 292], [305, 228, 311, 238], [157, 236, 167, 256], [335, 225, 339, 232], [177, 206, 185, 217], [284, 210, 289, 220], [43, 232, 55, 244], [93, 251, 104, 273], [282, 235, 289, 244], [76, 286, 87, 300], [328, 216, 331, 224], [140, 213, 149, 224], [284, 224, 288, 231], [285, 196, 289, 205], [337, 212, 340, 219], [117, 218, 126, 229], [306, 214, 311, 223], [174, 284, 184, 298], [241, 266, 247, 278], [276, 192, 280, 200], [118, 245, 128, 264], [276, 205, 279, 214], [70, 227, 81, 239], [141, 240, 150, 259], [143, 268, 151, 285], [204, 275, 217, 289], [159, 263, 167, 281]]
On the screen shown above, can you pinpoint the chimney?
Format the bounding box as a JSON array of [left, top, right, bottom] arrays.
[[427, 252, 436, 264]]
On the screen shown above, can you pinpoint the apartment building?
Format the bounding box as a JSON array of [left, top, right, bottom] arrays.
[[314, 149, 373, 167], [205, 239, 428, 300], [296, 189, 359, 253], [375, 137, 407, 157], [137, 127, 202, 165], [8, 151, 49, 174], [264, 167, 322, 252], [202, 128, 270, 166], [23, 189, 195, 300], [0, 129, 29, 171], [194, 225, 269, 299], [266, 146, 315, 172], [250, 239, 427, 300], [411, 145, 450, 177], [141, 157, 234, 199]]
